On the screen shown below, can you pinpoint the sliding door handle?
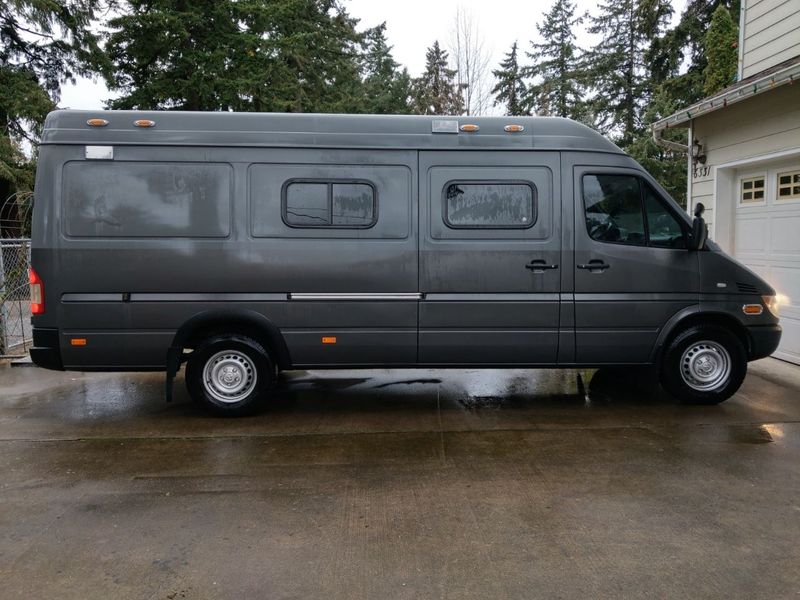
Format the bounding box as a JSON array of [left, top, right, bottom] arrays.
[[526, 260, 559, 272], [577, 260, 610, 272]]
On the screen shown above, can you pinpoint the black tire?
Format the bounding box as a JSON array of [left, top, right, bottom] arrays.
[[659, 325, 747, 405], [185, 335, 274, 416]]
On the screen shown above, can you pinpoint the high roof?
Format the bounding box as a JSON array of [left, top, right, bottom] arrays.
[[42, 110, 623, 154]]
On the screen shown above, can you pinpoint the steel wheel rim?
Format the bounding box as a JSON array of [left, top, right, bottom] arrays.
[[679, 341, 731, 392], [202, 350, 257, 403]]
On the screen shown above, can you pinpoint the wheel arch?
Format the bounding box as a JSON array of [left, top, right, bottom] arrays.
[[651, 306, 752, 364]]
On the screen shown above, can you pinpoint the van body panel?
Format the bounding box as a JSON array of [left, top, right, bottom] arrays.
[[29, 111, 780, 380], [568, 158, 701, 363], [418, 151, 561, 364]]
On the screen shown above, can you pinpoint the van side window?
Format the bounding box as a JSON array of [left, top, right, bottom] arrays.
[[282, 180, 376, 228], [583, 175, 645, 245], [643, 184, 687, 249], [444, 182, 535, 229], [583, 175, 687, 248]]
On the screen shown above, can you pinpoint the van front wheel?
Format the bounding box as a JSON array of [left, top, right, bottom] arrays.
[[660, 325, 747, 405], [186, 335, 274, 416]]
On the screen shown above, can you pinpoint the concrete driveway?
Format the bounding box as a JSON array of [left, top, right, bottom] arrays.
[[1, 359, 799, 599]]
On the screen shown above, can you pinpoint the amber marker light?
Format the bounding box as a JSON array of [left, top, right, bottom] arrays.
[[86, 118, 108, 127], [742, 304, 763, 315], [322, 337, 337, 344], [133, 119, 156, 128], [504, 124, 525, 133], [70, 338, 88, 346], [459, 123, 480, 132]]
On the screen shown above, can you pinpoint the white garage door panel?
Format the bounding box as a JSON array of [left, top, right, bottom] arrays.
[[733, 161, 800, 365], [769, 265, 800, 301], [771, 216, 800, 255], [734, 216, 768, 254], [773, 317, 800, 364]]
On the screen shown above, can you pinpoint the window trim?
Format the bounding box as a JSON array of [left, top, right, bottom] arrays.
[[281, 178, 378, 229], [776, 169, 800, 201], [738, 174, 767, 206], [441, 179, 537, 230], [581, 173, 689, 249]]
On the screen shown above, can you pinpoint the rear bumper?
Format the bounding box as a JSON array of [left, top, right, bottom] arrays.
[[29, 327, 63, 371], [747, 324, 782, 361]]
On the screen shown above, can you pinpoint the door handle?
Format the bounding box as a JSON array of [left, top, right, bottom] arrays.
[[577, 259, 610, 272], [526, 259, 559, 272]]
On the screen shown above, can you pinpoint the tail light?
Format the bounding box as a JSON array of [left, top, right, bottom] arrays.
[[29, 268, 44, 315]]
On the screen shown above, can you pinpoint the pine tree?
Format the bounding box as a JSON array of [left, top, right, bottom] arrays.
[[491, 42, 527, 116], [104, 0, 366, 113], [658, 0, 740, 108], [1, 0, 105, 221], [361, 24, 413, 114], [702, 5, 738, 95], [523, 0, 586, 121], [412, 41, 463, 115], [585, 0, 673, 147]]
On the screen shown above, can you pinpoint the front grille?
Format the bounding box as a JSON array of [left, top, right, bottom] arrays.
[[736, 282, 758, 294]]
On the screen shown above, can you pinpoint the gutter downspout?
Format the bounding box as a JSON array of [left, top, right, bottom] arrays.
[[652, 125, 689, 153]]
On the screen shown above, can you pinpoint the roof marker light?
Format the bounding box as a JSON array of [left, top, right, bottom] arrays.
[[504, 124, 525, 133], [134, 119, 156, 128], [459, 123, 479, 132], [86, 118, 108, 127]]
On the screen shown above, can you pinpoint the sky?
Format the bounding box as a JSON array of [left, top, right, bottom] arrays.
[[59, 0, 688, 111]]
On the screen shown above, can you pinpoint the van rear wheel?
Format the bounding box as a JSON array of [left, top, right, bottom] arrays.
[[186, 335, 274, 416], [659, 325, 747, 405]]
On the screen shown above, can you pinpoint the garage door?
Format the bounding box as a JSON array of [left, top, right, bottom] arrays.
[[734, 165, 800, 364]]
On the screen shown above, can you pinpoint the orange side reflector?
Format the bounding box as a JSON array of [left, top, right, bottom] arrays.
[[70, 338, 87, 346], [459, 123, 479, 132], [504, 124, 525, 133], [322, 336, 337, 344], [86, 118, 109, 127], [133, 119, 156, 128], [742, 304, 763, 315]]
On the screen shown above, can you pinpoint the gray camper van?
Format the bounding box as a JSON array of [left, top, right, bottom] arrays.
[[29, 110, 782, 415]]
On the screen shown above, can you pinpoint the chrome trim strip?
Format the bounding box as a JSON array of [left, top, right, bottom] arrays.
[[289, 293, 422, 301]]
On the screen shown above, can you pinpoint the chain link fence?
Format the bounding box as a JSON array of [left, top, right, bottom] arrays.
[[0, 239, 32, 356], [1, 192, 33, 357]]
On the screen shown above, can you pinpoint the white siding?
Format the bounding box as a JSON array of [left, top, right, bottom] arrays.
[[689, 84, 800, 240], [741, 0, 800, 79]]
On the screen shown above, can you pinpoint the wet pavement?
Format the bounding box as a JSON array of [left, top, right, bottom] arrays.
[[1, 360, 799, 599]]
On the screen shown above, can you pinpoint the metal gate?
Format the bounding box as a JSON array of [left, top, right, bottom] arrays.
[[1, 193, 33, 357]]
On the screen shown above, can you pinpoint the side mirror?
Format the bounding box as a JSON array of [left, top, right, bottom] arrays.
[[689, 202, 707, 250]]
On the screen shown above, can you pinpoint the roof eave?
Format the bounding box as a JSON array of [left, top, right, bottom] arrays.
[[652, 59, 800, 133]]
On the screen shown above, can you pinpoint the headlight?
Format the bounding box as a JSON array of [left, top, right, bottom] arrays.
[[762, 295, 781, 317]]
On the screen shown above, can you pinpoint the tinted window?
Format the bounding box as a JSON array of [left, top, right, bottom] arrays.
[[644, 184, 686, 248], [283, 180, 376, 228], [63, 162, 231, 238], [444, 182, 535, 228], [332, 183, 375, 226], [583, 174, 645, 245], [285, 183, 329, 226]]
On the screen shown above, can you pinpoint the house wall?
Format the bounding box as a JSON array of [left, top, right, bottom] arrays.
[[740, 0, 800, 79], [689, 82, 800, 243]]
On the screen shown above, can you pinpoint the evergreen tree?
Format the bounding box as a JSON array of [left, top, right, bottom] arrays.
[[585, 0, 673, 147], [523, 0, 586, 121], [659, 0, 740, 108], [1, 0, 105, 207], [104, 0, 365, 113], [627, 86, 688, 206], [491, 42, 527, 116], [361, 24, 413, 114], [412, 41, 463, 115], [702, 5, 738, 95]]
